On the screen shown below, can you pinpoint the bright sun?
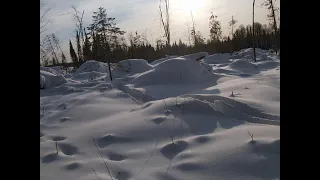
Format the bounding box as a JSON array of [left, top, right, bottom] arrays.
[[174, 0, 205, 11]]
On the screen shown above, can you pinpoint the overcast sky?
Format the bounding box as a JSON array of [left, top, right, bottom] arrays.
[[42, 0, 280, 58]]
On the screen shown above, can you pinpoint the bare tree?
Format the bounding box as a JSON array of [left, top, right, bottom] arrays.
[[253, 0, 256, 62], [40, 1, 51, 35], [68, 6, 85, 45], [229, 16, 237, 39], [190, 11, 197, 46], [45, 35, 60, 65], [159, 0, 170, 46], [263, 0, 279, 54]]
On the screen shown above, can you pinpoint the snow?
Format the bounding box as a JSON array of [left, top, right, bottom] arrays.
[[40, 70, 67, 89], [41, 48, 279, 180], [40, 66, 63, 75], [203, 53, 231, 64], [73, 60, 111, 75]]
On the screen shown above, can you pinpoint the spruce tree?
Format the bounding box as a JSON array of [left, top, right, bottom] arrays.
[[69, 40, 79, 67]]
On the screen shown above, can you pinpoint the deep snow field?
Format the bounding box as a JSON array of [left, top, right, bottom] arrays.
[[40, 48, 280, 180]]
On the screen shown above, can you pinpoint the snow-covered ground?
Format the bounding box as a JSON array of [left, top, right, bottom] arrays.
[[40, 48, 280, 180]]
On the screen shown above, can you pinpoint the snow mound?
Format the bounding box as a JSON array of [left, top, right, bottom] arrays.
[[50, 66, 64, 75], [73, 60, 110, 75], [132, 55, 217, 86], [180, 52, 208, 61], [40, 66, 62, 75], [71, 71, 107, 81], [231, 48, 270, 61], [116, 59, 153, 74], [151, 55, 178, 65], [229, 59, 259, 74], [256, 61, 280, 70], [40, 70, 67, 89], [203, 53, 230, 64]]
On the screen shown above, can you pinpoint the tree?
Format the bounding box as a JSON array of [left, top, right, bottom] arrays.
[[69, 40, 79, 67], [264, 0, 279, 54], [88, 7, 124, 81], [209, 13, 222, 42], [51, 33, 67, 65], [83, 28, 92, 61], [229, 16, 237, 39], [190, 11, 198, 46], [76, 31, 83, 63], [52, 57, 57, 66], [252, 0, 256, 62], [159, 0, 170, 46], [68, 6, 85, 46], [45, 35, 60, 65], [40, 1, 51, 35]]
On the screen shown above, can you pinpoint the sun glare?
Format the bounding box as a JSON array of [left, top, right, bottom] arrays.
[[173, 0, 206, 12]]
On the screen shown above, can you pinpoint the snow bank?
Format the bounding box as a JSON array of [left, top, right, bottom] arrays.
[[71, 71, 107, 81], [116, 59, 153, 74], [50, 66, 64, 75], [73, 60, 110, 75], [40, 70, 67, 89], [151, 55, 178, 65], [231, 48, 270, 61], [256, 61, 280, 70], [180, 52, 208, 61], [40, 66, 62, 75], [41, 50, 279, 180], [228, 59, 259, 74], [203, 53, 230, 64], [132, 53, 217, 86]]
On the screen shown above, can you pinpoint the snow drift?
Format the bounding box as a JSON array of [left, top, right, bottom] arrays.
[[228, 59, 259, 74], [231, 48, 270, 61], [151, 55, 178, 65], [73, 60, 110, 75], [131, 53, 216, 86], [40, 70, 67, 89], [41, 48, 279, 180], [203, 53, 231, 64], [113, 59, 153, 78], [40, 66, 63, 75]]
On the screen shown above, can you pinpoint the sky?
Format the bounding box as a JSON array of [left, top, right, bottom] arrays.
[[42, 0, 280, 60]]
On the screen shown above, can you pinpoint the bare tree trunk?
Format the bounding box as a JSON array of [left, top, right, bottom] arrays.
[[252, 0, 256, 62], [103, 32, 113, 81], [70, 6, 85, 46], [231, 16, 234, 39], [269, 0, 278, 54], [190, 11, 196, 46], [159, 0, 170, 46], [47, 36, 59, 64]]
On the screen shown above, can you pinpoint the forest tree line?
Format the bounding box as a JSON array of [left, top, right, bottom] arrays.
[[40, 0, 279, 68]]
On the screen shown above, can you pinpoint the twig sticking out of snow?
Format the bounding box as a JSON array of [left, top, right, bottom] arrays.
[[93, 138, 114, 180], [181, 95, 187, 113], [55, 141, 58, 154], [40, 105, 45, 115], [248, 131, 254, 141], [89, 164, 103, 180], [115, 172, 121, 179], [161, 92, 168, 111]]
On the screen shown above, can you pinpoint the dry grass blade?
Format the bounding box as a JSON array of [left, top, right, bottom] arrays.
[[89, 164, 103, 180], [93, 138, 114, 180]]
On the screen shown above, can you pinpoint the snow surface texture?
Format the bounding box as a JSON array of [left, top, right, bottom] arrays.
[[40, 69, 67, 89], [41, 49, 280, 180]]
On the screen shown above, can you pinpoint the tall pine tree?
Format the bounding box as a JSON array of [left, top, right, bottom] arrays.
[[69, 40, 79, 67]]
